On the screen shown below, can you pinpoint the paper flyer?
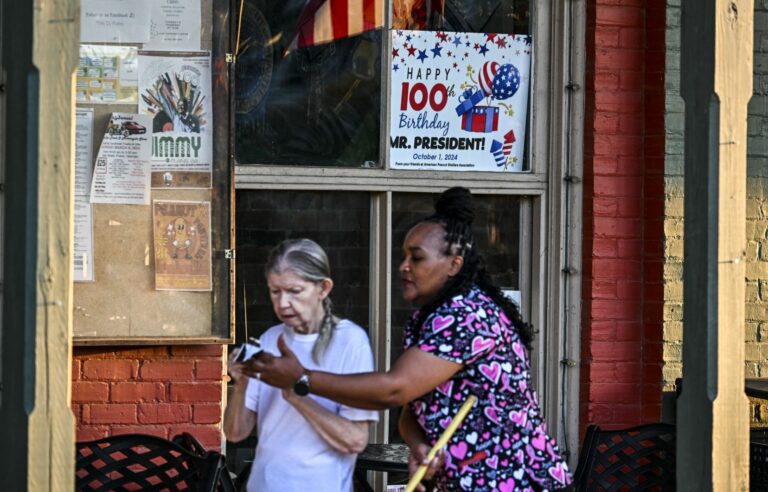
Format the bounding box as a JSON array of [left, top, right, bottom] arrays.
[[389, 30, 532, 172], [139, 52, 212, 188], [73, 198, 95, 282], [90, 113, 152, 205], [80, 0, 151, 44], [152, 200, 212, 291], [77, 45, 139, 104], [145, 0, 202, 51], [75, 108, 95, 196]]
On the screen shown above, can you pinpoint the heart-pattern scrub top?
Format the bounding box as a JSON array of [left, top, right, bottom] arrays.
[[404, 285, 572, 492]]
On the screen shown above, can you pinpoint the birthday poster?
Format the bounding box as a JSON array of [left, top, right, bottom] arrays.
[[389, 30, 531, 172]]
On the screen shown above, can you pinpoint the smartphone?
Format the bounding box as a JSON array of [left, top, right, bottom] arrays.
[[233, 337, 262, 363]]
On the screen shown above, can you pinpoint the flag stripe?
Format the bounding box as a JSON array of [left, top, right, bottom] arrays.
[[295, 0, 326, 48], [295, 0, 383, 49], [347, 0, 363, 35], [313, 0, 334, 44], [331, 0, 349, 41], [363, 0, 377, 30]]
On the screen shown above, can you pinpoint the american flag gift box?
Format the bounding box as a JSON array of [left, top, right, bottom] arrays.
[[461, 106, 499, 133], [454, 87, 486, 116]]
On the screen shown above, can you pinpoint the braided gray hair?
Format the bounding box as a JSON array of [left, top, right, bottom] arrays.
[[265, 238, 337, 363]]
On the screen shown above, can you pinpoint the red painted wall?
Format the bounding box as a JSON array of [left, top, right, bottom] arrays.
[[581, 0, 666, 432], [72, 345, 225, 451]]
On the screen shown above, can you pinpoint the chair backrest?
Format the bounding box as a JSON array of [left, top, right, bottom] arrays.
[[76, 433, 228, 492], [752, 429, 768, 492], [573, 423, 676, 491]]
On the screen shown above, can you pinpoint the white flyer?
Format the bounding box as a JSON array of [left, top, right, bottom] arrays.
[[73, 197, 95, 282], [145, 0, 202, 51], [81, 0, 152, 44], [77, 45, 138, 104], [139, 52, 212, 187], [75, 108, 95, 196], [90, 113, 152, 205]]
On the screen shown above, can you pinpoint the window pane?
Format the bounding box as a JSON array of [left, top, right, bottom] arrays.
[[235, 191, 370, 341], [388, 192, 521, 441], [393, 0, 530, 34], [235, 1, 382, 167]]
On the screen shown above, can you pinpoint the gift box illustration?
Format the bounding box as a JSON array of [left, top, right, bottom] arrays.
[[461, 106, 499, 133], [455, 88, 485, 116]]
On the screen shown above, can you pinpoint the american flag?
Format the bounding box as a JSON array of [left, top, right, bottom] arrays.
[[288, 0, 384, 50]]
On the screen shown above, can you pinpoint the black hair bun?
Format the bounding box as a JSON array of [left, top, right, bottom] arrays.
[[434, 187, 475, 224]]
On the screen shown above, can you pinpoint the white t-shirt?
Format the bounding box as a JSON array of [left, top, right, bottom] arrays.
[[244, 319, 379, 492]]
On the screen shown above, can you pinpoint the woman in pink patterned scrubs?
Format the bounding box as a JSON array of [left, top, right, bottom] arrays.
[[251, 187, 572, 491]]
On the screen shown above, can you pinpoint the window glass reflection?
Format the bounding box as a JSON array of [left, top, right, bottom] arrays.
[[388, 192, 521, 441], [235, 1, 382, 167], [235, 191, 371, 342], [393, 0, 531, 34]]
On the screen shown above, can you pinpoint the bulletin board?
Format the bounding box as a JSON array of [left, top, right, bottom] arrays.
[[73, 0, 234, 344]]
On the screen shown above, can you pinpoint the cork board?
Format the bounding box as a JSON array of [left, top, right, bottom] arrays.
[[73, 0, 233, 344]]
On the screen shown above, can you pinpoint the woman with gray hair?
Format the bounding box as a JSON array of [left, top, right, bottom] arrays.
[[224, 239, 378, 492]]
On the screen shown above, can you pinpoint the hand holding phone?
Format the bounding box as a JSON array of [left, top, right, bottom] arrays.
[[233, 337, 262, 363]]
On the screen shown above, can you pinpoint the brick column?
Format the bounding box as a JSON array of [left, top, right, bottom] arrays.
[[580, 0, 666, 432], [72, 345, 226, 451]]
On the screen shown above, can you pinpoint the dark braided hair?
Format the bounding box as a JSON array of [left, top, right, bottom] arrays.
[[412, 187, 535, 350]]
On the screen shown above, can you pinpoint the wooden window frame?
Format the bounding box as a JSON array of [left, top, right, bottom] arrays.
[[233, 0, 584, 464]]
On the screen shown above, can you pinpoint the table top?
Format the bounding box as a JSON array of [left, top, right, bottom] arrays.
[[746, 379, 768, 400], [355, 443, 409, 474]]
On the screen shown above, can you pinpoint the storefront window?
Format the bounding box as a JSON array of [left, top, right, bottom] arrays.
[[387, 192, 521, 441], [235, 1, 382, 167], [232, 0, 577, 462], [235, 190, 371, 341], [394, 0, 530, 34]]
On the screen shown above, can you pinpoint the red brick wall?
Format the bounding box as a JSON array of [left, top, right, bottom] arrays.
[[580, 1, 666, 432], [72, 345, 225, 451]]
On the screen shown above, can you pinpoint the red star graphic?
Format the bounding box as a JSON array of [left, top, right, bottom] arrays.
[[486, 33, 497, 42], [392, 48, 400, 57], [496, 37, 507, 48], [453, 62, 458, 68], [436, 31, 449, 42], [473, 43, 480, 50], [407, 45, 417, 57], [447, 51, 453, 57]]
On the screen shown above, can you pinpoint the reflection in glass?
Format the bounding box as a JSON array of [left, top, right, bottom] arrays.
[[235, 0, 382, 167], [234, 190, 370, 342], [388, 192, 521, 442], [393, 0, 530, 34]]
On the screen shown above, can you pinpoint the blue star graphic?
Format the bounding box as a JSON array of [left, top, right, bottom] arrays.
[[430, 44, 443, 57], [393, 64, 399, 71], [479, 44, 489, 56], [406, 34, 412, 42], [452, 36, 462, 47], [417, 49, 428, 62]]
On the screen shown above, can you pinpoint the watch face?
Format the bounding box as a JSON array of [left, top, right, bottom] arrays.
[[294, 374, 310, 396]]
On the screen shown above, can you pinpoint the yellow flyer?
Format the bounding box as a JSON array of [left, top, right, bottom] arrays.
[[152, 200, 212, 291]]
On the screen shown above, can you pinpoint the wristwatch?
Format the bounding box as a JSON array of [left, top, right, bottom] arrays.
[[293, 371, 311, 396]]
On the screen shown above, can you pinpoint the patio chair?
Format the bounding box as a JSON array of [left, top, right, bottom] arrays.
[[573, 423, 675, 491], [751, 429, 768, 492], [76, 433, 235, 492]]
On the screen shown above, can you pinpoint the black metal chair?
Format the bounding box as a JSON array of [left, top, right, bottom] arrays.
[[751, 429, 768, 492], [76, 433, 235, 492], [573, 423, 676, 491]]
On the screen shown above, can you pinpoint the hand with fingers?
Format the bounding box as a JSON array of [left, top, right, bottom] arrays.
[[226, 350, 252, 389], [407, 443, 445, 492], [247, 334, 304, 389]]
